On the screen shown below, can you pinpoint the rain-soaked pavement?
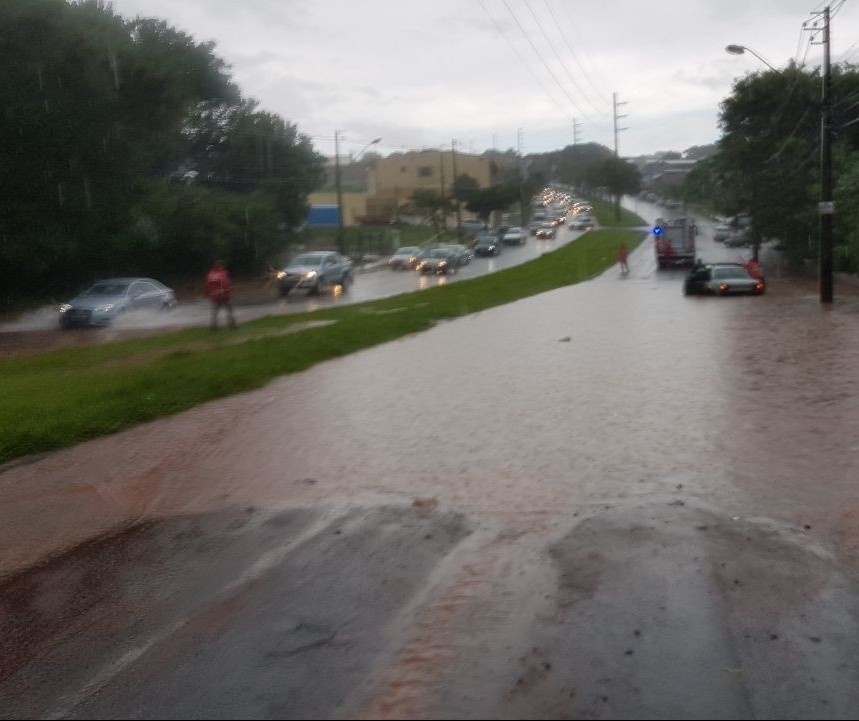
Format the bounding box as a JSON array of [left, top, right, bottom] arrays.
[[2, 207, 859, 719], [0, 226, 586, 357]]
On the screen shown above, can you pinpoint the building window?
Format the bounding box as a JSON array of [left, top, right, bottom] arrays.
[[417, 166, 433, 178]]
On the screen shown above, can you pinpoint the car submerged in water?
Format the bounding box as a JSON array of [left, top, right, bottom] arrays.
[[58, 278, 176, 328], [683, 263, 766, 296]]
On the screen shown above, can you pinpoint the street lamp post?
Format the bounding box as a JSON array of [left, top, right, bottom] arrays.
[[334, 135, 381, 255], [726, 32, 834, 304], [724, 44, 777, 71]]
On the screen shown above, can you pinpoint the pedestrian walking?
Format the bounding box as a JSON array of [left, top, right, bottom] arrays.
[[618, 243, 630, 275], [204, 260, 236, 330]]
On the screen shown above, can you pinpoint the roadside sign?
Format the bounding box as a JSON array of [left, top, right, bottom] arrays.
[[818, 201, 836, 216]]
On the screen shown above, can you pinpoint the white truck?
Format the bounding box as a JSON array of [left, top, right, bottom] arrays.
[[654, 216, 697, 269]]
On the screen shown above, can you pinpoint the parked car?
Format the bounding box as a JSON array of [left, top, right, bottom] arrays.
[[535, 223, 557, 239], [684, 263, 765, 296], [713, 224, 731, 242], [474, 233, 502, 256], [724, 229, 750, 247], [59, 277, 176, 328], [502, 227, 527, 245], [388, 246, 427, 270], [570, 216, 594, 231], [417, 247, 460, 275], [461, 219, 487, 237], [278, 251, 353, 296]]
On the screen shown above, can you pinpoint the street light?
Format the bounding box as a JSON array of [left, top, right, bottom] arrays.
[[725, 44, 777, 71], [335, 135, 381, 253], [352, 137, 382, 163], [726, 15, 835, 304]]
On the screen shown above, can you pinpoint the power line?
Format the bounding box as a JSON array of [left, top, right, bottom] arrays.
[[552, 0, 612, 103], [520, 0, 608, 125], [501, 0, 594, 125], [479, 0, 576, 124]]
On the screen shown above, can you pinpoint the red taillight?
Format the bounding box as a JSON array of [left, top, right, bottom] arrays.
[[720, 283, 729, 292], [756, 283, 765, 291]]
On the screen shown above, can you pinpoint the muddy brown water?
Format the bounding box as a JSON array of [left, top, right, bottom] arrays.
[[2, 232, 859, 719]]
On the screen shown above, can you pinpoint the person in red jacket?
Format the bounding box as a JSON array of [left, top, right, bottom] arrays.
[[204, 261, 236, 329], [618, 243, 630, 275]]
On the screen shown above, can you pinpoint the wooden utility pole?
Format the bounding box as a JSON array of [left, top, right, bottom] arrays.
[[819, 5, 834, 304], [612, 93, 628, 157]]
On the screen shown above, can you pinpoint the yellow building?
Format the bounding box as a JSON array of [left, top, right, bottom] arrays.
[[368, 150, 498, 205], [308, 150, 500, 227]]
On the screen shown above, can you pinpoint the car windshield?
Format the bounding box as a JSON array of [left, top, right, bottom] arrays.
[[290, 254, 325, 267], [82, 282, 130, 297], [429, 249, 450, 258], [713, 267, 751, 280], [394, 247, 418, 256]]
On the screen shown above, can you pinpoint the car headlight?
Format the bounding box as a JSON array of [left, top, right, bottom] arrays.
[[277, 271, 286, 279], [438, 261, 447, 267], [94, 304, 115, 313], [303, 270, 318, 279], [58, 303, 72, 313]]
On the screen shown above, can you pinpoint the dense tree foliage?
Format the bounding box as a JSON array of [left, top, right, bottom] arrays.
[[0, 0, 323, 302], [682, 62, 859, 267]]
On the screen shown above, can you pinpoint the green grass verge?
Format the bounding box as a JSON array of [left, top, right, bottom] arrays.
[[587, 198, 647, 228], [0, 229, 645, 464]]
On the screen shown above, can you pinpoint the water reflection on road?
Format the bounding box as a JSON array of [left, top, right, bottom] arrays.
[[4, 205, 859, 718]]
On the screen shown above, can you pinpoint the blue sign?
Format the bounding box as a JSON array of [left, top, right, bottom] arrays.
[[307, 204, 341, 227]]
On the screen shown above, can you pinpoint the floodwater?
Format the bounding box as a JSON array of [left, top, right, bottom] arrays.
[[2, 213, 859, 718]]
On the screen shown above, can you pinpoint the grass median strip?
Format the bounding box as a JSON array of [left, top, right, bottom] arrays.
[[587, 198, 647, 228], [0, 229, 645, 463]]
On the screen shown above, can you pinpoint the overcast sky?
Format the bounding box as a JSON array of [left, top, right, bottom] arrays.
[[110, 0, 859, 158]]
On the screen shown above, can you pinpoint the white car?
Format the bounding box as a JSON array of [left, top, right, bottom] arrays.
[[713, 224, 731, 242], [502, 227, 526, 245]]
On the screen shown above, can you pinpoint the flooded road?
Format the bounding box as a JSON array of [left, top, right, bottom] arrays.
[[2, 225, 859, 718]]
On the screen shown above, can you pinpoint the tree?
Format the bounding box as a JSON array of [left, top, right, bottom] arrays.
[[464, 184, 518, 222], [698, 61, 859, 263], [0, 0, 323, 302], [584, 157, 641, 220], [403, 190, 454, 235], [183, 100, 324, 229]]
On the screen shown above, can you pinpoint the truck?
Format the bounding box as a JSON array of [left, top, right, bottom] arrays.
[[654, 216, 697, 269]]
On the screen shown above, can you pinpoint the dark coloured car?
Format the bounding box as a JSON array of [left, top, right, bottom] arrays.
[[417, 247, 460, 275], [388, 246, 427, 270], [59, 278, 176, 328], [443, 244, 472, 265], [474, 233, 502, 256], [536, 223, 557, 240]]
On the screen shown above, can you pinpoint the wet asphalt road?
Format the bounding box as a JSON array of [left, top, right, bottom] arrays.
[[2, 205, 859, 719], [0, 225, 586, 356]]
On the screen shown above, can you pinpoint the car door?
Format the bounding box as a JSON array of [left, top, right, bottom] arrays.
[[129, 281, 162, 310], [322, 255, 338, 283]]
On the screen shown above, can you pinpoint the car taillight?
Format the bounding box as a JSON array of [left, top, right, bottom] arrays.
[[720, 283, 729, 292], [756, 283, 765, 291]]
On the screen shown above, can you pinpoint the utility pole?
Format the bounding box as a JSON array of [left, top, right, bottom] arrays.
[[573, 118, 583, 146], [517, 127, 526, 224], [451, 139, 462, 237], [612, 92, 629, 157], [439, 149, 447, 231], [334, 130, 345, 254], [819, 5, 834, 304]]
